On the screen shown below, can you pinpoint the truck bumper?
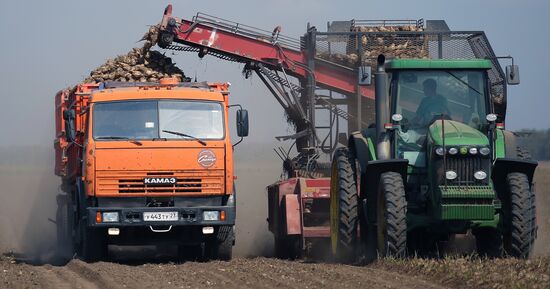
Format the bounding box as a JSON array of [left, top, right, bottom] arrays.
[[86, 206, 235, 227]]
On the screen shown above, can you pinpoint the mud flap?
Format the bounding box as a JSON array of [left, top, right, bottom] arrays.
[[283, 194, 302, 236]]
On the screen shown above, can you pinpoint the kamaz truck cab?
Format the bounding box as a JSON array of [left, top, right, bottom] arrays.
[[55, 78, 249, 261], [330, 56, 538, 261]]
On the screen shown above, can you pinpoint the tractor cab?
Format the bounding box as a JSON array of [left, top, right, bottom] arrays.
[[386, 59, 496, 221], [390, 60, 492, 162]]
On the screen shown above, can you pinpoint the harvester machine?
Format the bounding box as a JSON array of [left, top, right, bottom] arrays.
[[157, 5, 537, 259]]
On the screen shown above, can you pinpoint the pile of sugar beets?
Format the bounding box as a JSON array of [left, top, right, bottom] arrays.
[[84, 26, 189, 83]]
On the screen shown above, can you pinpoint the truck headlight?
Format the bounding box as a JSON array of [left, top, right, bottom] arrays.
[[445, 170, 458, 180], [479, 147, 490, 156], [474, 171, 487, 180], [448, 147, 458, 155], [102, 212, 119, 223], [203, 211, 220, 221], [469, 147, 478, 155], [435, 147, 445, 156]]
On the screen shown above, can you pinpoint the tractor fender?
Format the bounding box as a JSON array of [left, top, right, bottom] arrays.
[[362, 159, 409, 223], [492, 158, 538, 190], [282, 194, 302, 236], [363, 159, 409, 197], [348, 131, 372, 173]]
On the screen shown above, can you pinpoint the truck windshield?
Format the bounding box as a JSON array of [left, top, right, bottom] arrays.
[[93, 100, 224, 140]]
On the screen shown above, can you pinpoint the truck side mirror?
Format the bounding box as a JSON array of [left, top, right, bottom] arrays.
[[236, 109, 249, 137], [506, 64, 520, 85], [63, 109, 76, 142]]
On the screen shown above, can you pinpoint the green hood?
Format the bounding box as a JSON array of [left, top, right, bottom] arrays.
[[429, 120, 489, 146]]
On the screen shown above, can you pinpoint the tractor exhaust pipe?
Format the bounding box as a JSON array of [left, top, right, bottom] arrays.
[[374, 55, 391, 160]]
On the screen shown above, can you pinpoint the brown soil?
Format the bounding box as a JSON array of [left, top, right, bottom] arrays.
[[0, 253, 450, 289]]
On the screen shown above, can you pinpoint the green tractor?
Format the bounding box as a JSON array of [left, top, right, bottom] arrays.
[[330, 55, 538, 261]]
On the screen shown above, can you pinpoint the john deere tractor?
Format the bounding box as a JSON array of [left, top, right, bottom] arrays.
[[330, 55, 537, 261]]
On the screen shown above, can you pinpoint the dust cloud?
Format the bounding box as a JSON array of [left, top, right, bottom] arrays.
[[534, 161, 550, 257], [0, 146, 60, 261], [233, 141, 283, 257]]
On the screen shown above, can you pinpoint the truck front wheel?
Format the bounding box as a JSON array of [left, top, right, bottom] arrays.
[[205, 226, 234, 261]]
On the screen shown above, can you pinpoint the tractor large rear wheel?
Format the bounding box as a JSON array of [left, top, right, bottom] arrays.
[[330, 148, 358, 263], [376, 172, 407, 258], [503, 173, 536, 258]]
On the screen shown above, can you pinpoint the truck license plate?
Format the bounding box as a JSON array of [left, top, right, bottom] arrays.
[[143, 212, 178, 221]]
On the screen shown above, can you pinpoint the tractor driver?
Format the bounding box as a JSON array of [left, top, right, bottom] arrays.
[[413, 78, 450, 126]]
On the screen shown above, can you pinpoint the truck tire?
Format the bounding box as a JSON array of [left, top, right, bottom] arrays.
[[473, 228, 503, 258], [205, 226, 234, 261], [376, 172, 407, 258], [503, 173, 536, 258], [330, 147, 358, 263]]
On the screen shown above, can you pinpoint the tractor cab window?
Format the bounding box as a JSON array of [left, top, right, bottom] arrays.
[[393, 70, 489, 164]]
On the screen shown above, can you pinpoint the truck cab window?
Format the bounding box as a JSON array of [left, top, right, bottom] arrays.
[[93, 100, 224, 140], [93, 101, 158, 140], [159, 101, 224, 139]]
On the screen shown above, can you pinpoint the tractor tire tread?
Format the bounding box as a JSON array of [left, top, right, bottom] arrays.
[[504, 172, 536, 259], [380, 172, 407, 258], [331, 147, 358, 262]]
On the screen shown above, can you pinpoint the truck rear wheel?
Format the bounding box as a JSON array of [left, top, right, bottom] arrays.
[[376, 172, 407, 258], [205, 226, 234, 261], [330, 148, 358, 263], [503, 172, 536, 258]]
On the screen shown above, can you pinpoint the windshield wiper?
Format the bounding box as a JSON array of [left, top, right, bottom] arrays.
[[446, 71, 482, 96], [96, 136, 143, 146], [162, 130, 207, 146]]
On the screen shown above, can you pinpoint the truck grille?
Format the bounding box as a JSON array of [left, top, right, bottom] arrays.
[[96, 171, 224, 195]]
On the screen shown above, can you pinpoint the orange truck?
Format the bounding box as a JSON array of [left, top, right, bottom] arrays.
[[54, 78, 248, 261]]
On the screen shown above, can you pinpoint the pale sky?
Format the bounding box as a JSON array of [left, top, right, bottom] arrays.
[[0, 0, 548, 147]]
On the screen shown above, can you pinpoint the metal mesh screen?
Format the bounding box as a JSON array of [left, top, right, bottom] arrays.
[[314, 30, 506, 118]]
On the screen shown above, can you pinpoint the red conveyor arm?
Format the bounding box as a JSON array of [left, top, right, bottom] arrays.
[[158, 5, 373, 99]]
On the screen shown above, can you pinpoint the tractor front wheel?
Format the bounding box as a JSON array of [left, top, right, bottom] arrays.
[[376, 172, 407, 258], [330, 148, 358, 263], [503, 172, 536, 258]]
